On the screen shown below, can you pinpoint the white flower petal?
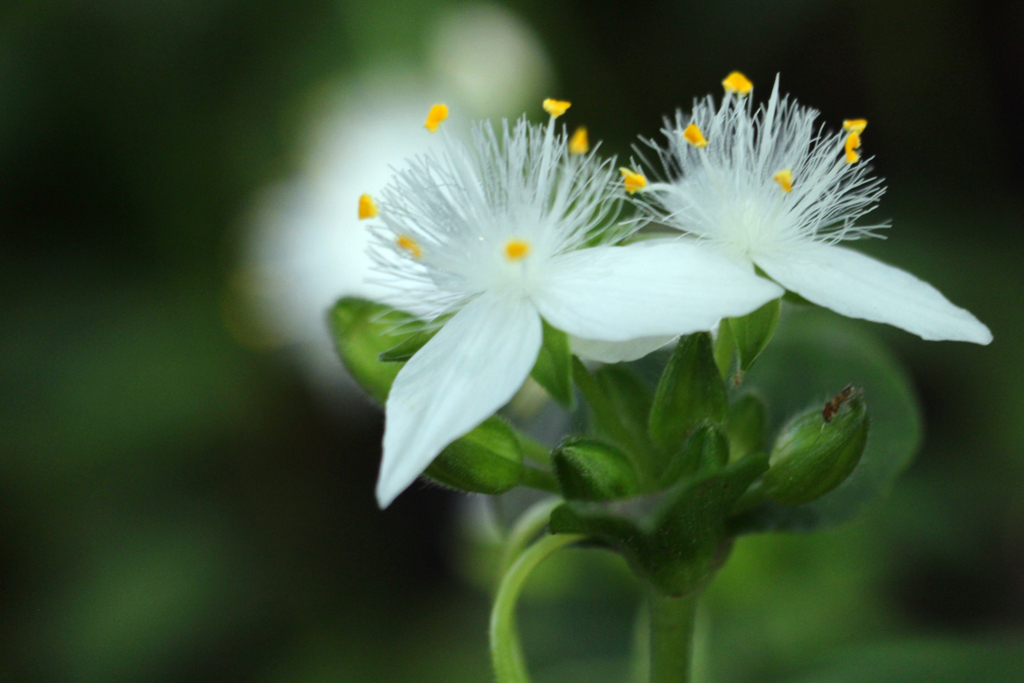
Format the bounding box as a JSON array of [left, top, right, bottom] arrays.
[[533, 240, 784, 342], [570, 334, 677, 363], [755, 243, 992, 344], [376, 293, 543, 507]]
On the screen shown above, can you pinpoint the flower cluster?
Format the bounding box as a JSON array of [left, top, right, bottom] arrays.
[[355, 74, 991, 507]]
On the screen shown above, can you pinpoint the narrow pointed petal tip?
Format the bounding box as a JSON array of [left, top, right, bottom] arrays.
[[533, 240, 783, 343], [375, 294, 543, 508], [755, 243, 993, 345]]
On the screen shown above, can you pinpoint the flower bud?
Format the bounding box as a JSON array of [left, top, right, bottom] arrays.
[[659, 424, 731, 487], [424, 417, 525, 495], [761, 388, 869, 505], [553, 438, 640, 501]]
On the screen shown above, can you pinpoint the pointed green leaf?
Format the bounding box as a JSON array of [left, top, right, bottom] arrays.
[[378, 325, 440, 362], [725, 393, 767, 461], [530, 319, 574, 408], [328, 297, 417, 402], [659, 424, 730, 487], [649, 334, 728, 454], [572, 358, 654, 478], [424, 416, 525, 494], [728, 297, 781, 372], [713, 320, 736, 379]]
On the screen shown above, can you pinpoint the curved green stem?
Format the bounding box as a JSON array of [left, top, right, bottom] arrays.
[[498, 498, 563, 580], [490, 533, 584, 683]]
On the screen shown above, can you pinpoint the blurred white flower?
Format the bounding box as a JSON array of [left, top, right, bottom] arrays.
[[240, 4, 556, 398], [638, 74, 991, 345], [371, 113, 782, 507]]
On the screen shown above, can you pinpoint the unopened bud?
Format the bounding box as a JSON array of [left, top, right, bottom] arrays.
[[761, 388, 869, 504], [553, 438, 640, 501], [425, 417, 524, 495]]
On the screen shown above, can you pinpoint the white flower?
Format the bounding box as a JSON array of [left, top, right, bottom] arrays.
[[369, 110, 783, 507], [638, 75, 992, 345]]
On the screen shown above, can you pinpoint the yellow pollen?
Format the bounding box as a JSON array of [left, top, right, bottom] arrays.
[[504, 239, 531, 261], [424, 104, 448, 133], [568, 126, 589, 155], [845, 131, 862, 164], [620, 168, 647, 194], [396, 234, 423, 259], [542, 98, 571, 118], [357, 193, 378, 219], [843, 119, 868, 134], [722, 71, 753, 96], [683, 123, 708, 148], [773, 169, 793, 193]]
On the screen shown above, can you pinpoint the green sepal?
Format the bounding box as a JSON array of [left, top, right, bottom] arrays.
[[553, 437, 640, 501], [378, 325, 440, 362], [530, 319, 574, 408], [713, 320, 736, 379], [659, 424, 730, 487], [761, 389, 869, 505], [725, 393, 766, 462], [550, 452, 769, 596], [572, 358, 654, 469], [728, 298, 781, 372], [424, 417, 525, 495], [648, 334, 728, 455], [328, 297, 415, 402]]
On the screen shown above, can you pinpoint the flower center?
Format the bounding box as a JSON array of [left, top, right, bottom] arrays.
[[504, 238, 531, 262]]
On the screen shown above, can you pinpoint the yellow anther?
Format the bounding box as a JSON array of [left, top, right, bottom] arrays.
[[843, 119, 868, 134], [844, 131, 861, 164], [620, 168, 647, 195], [683, 123, 708, 148], [504, 239, 531, 261], [773, 169, 793, 193], [424, 104, 448, 133], [542, 98, 571, 118], [722, 71, 753, 96], [396, 234, 423, 259], [568, 126, 589, 155], [357, 193, 378, 220]]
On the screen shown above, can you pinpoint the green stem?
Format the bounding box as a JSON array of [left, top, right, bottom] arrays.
[[490, 533, 584, 683], [498, 498, 562, 580], [520, 466, 561, 494], [648, 589, 699, 683], [517, 432, 553, 466]]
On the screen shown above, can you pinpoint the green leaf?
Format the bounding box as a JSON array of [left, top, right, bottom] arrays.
[[551, 452, 769, 596], [572, 358, 655, 479], [713, 319, 736, 379], [378, 325, 440, 362], [424, 417, 525, 494], [530, 319, 574, 408], [553, 437, 640, 501], [728, 297, 781, 372], [649, 334, 728, 455], [659, 424, 730, 487], [731, 307, 922, 533], [725, 393, 766, 462], [328, 297, 417, 402]]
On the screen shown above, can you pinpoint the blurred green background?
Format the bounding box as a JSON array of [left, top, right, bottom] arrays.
[[1, 0, 1022, 681]]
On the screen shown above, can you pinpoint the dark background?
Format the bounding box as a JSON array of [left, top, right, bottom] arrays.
[[2, 0, 1022, 681]]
